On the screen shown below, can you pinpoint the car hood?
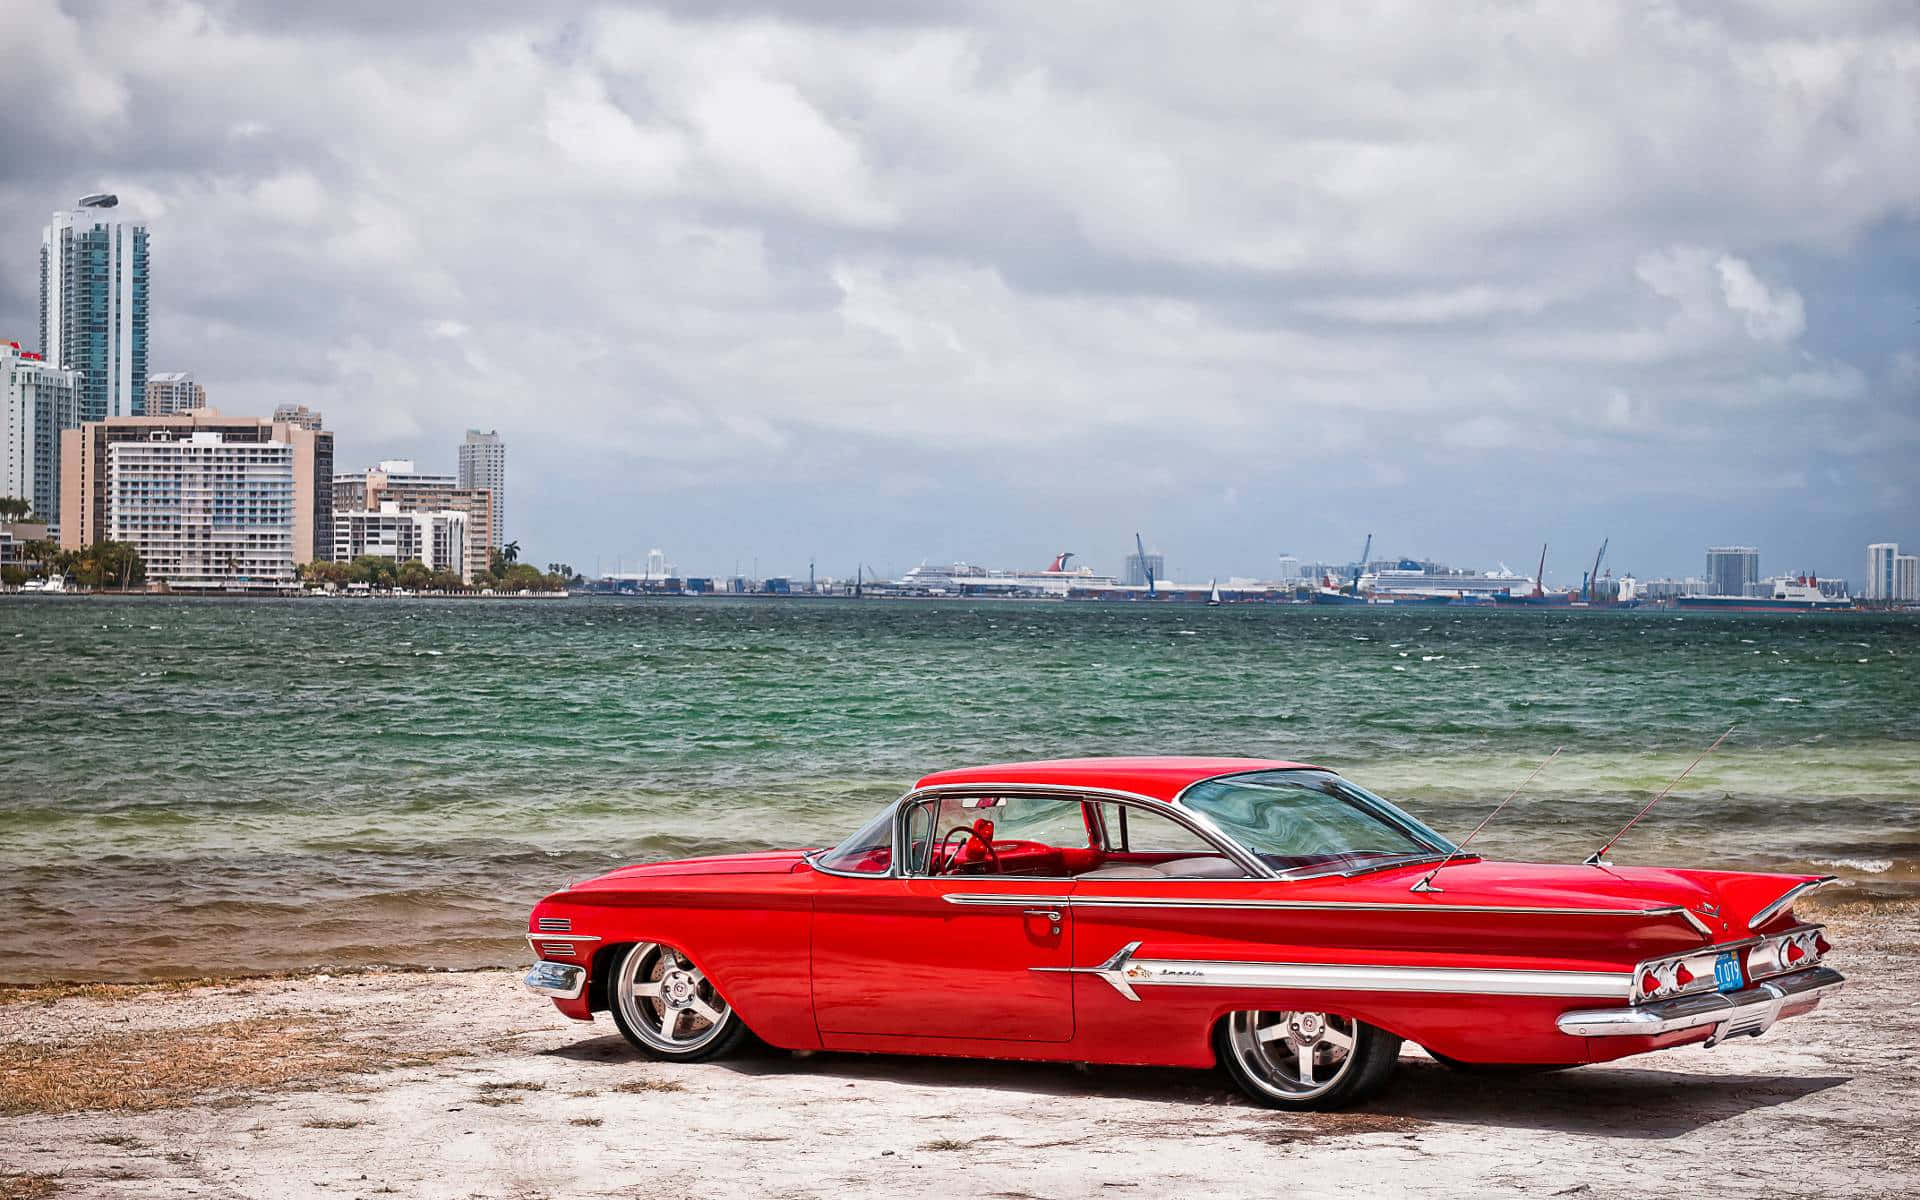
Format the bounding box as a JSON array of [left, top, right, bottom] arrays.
[[1329, 860, 1831, 936]]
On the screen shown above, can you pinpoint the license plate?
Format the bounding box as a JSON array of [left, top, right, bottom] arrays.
[[1714, 950, 1743, 992]]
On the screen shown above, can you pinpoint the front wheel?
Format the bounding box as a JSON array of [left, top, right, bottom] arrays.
[[1215, 1010, 1400, 1110], [607, 941, 750, 1062]]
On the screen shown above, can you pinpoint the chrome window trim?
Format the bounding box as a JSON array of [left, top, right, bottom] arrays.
[[890, 782, 1273, 881], [1748, 876, 1838, 930]]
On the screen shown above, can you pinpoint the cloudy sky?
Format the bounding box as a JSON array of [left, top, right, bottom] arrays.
[[3, 1, 1916, 584]]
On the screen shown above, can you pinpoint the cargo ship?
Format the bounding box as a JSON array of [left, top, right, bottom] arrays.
[[1674, 577, 1853, 613]]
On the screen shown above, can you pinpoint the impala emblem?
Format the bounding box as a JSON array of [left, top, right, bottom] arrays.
[[1697, 902, 1721, 917]]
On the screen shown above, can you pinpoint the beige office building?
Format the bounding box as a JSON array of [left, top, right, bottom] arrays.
[[60, 410, 334, 568], [143, 372, 207, 415]]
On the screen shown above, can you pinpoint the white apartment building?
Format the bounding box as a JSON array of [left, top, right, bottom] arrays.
[[108, 431, 296, 591], [1867, 543, 1899, 601], [334, 501, 470, 581], [457, 429, 505, 547], [2, 341, 81, 535]]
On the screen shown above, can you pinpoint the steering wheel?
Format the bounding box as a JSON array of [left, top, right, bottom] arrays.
[[935, 825, 1001, 875]]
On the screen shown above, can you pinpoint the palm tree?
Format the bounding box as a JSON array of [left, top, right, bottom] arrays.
[[503, 540, 520, 566]]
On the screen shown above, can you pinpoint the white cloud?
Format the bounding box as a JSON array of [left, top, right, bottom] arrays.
[[0, 0, 1915, 576], [1715, 255, 1806, 343]]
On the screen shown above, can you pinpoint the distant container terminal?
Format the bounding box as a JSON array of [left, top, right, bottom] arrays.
[[576, 534, 1915, 612]]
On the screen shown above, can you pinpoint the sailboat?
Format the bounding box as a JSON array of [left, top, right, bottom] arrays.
[[1207, 578, 1221, 606]]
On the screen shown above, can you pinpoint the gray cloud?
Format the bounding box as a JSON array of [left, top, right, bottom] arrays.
[[1, 0, 1915, 582]]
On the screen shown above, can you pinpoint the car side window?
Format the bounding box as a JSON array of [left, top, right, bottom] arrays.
[[1093, 802, 1219, 855], [1080, 802, 1249, 879], [906, 794, 1095, 876]]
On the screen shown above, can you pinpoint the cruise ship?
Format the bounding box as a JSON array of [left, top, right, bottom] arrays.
[[1366, 563, 1534, 604], [895, 554, 1120, 598]]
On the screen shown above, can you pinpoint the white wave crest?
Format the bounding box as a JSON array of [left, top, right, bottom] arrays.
[[1811, 857, 1894, 874]]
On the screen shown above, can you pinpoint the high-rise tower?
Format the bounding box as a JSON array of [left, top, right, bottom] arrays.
[[41, 195, 149, 422], [457, 429, 505, 548]]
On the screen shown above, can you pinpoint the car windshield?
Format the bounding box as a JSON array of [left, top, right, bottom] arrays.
[[1178, 769, 1453, 875], [814, 805, 896, 874]]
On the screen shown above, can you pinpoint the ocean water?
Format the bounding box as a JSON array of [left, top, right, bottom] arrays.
[[1, 596, 1915, 983]]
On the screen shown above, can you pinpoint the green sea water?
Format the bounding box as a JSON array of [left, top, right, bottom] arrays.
[[2, 596, 1915, 983]]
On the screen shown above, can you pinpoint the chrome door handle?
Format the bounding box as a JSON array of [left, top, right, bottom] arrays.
[[1022, 908, 1062, 921]]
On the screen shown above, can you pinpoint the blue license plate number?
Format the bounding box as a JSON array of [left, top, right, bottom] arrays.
[[1714, 950, 1743, 992]]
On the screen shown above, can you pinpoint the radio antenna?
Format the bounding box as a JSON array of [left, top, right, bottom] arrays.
[[1410, 747, 1562, 893], [1583, 725, 1736, 866]]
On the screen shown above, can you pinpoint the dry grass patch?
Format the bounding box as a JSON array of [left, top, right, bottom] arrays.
[[301, 1118, 363, 1130], [611, 1078, 686, 1095], [0, 1175, 58, 1200], [0, 1017, 448, 1117], [569, 1117, 603, 1127], [477, 1081, 544, 1093], [921, 1137, 973, 1152], [89, 1135, 144, 1149]]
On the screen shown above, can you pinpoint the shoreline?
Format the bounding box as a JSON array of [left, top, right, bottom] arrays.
[[4, 907, 1916, 1198]]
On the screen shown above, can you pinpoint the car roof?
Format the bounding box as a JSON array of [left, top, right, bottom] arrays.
[[912, 756, 1326, 803]]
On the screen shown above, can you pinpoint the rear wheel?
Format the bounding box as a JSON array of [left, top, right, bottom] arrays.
[[607, 941, 749, 1062], [1215, 1010, 1400, 1110]]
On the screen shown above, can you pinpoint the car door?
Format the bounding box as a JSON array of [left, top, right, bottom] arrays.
[[809, 792, 1083, 1042]]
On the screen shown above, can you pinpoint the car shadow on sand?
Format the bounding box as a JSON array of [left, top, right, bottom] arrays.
[[540, 1034, 1847, 1140]]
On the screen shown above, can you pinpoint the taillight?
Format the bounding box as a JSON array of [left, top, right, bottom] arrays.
[[1747, 926, 1828, 980], [1639, 970, 1661, 996], [1674, 963, 1694, 986]]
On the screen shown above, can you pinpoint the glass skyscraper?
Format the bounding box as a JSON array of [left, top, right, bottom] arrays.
[[41, 202, 150, 422], [457, 429, 506, 548], [1705, 546, 1759, 598]]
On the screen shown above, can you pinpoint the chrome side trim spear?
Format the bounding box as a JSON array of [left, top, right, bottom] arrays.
[[1410, 747, 1563, 893], [1583, 724, 1736, 867]]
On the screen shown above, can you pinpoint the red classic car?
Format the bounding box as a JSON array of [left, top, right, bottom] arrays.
[[523, 757, 1843, 1109]]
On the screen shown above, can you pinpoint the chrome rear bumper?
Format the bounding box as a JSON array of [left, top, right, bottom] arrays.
[[523, 960, 588, 1000], [1557, 966, 1843, 1043]]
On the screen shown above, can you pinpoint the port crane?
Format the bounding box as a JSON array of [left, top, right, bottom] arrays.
[[1134, 532, 1156, 598], [1583, 538, 1609, 603], [1532, 543, 1548, 598], [1351, 532, 1373, 595]]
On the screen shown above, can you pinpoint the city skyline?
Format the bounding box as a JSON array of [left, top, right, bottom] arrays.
[[1, 3, 1915, 582]]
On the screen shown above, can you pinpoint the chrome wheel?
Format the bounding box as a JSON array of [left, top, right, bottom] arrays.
[[613, 942, 733, 1054], [1223, 1010, 1358, 1101]]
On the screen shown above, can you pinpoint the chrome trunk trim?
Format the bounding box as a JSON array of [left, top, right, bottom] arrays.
[[1748, 877, 1839, 930], [1557, 965, 1843, 1039], [1033, 942, 1627, 1002]]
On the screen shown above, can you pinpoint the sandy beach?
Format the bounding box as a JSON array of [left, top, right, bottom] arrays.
[[2, 903, 1914, 1200]]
